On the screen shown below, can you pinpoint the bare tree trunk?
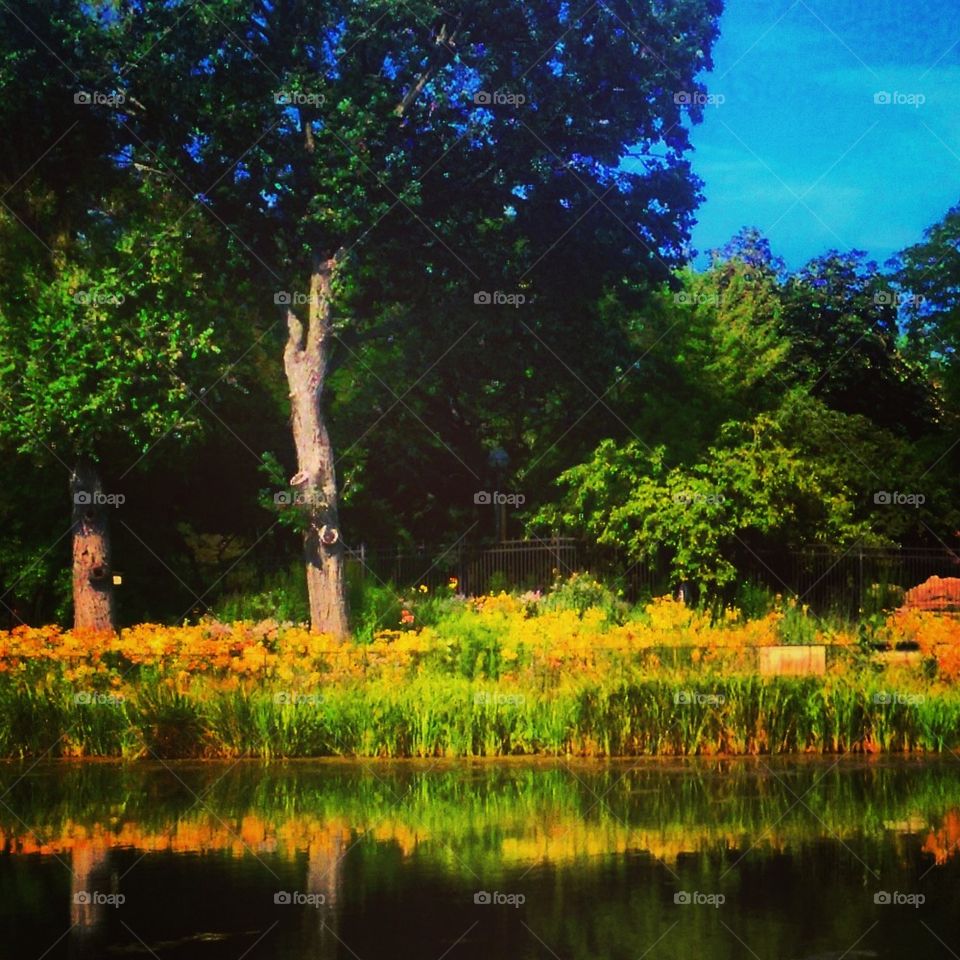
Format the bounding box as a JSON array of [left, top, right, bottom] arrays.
[[283, 253, 349, 637], [70, 458, 115, 632]]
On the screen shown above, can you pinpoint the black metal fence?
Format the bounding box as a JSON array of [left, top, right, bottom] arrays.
[[343, 538, 960, 613], [344, 537, 582, 596], [738, 546, 960, 616]]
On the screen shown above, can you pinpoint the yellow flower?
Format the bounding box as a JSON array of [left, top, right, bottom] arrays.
[[418, 584, 429, 593]]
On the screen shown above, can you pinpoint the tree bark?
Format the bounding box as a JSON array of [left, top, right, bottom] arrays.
[[70, 458, 115, 632], [283, 253, 349, 638]]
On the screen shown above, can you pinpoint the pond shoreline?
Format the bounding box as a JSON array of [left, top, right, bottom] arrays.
[[1, 751, 957, 772], [3, 726, 956, 960], [3, 673, 958, 758]]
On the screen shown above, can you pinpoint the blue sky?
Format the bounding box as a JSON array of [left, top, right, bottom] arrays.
[[687, 0, 960, 270]]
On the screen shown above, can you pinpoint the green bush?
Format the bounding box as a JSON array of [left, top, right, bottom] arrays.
[[132, 675, 209, 758], [778, 602, 819, 645], [542, 572, 628, 622], [735, 580, 777, 620], [347, 565, 402, 643], [433, 609, 504, 679], [211, 562, 308, 623]]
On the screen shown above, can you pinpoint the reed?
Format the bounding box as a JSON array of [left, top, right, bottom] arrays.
[[0, 670, 956, 759]]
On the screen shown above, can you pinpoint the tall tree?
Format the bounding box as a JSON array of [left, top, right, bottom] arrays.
[[0, 2, 214, 630], [114, 0, 722, 632], [781, 251, 934, 436], [621, 255, 789, 459], [541, 391, 951, 592], [0, 185, 227, 629], [896, 201, 960, 413]]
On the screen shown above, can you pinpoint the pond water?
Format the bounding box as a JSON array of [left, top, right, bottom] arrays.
[[1, 757, 959, 959]]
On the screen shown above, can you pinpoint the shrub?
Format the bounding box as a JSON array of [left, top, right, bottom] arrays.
[[735, 580, 777, 620], [433, 608, 504, 680], [777, 599, 818, 645], [543, 572, 628, 622], [347, 567, 402, 644], [884, 608, 960, 680], [211, 563, 308, 624]]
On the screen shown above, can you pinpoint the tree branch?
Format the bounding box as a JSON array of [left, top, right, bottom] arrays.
[[394, 18, 461, 117]]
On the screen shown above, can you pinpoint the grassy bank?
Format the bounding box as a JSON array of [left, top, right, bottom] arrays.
[[1, 580, 957, 758], [2, 673, 958, 759]]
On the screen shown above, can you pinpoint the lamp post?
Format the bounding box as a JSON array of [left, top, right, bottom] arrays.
[[488, 446, 509, 542]]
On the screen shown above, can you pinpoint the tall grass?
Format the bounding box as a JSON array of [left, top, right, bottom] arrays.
[[1, 672, 957, 759]]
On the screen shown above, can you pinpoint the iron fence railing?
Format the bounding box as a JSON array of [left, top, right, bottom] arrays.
[[342, 539, 960, 612], [343, 537, 582, 597], [737, 546, 960, 616]]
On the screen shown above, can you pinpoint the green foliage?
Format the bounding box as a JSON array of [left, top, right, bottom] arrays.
[[735, 581, 777, 620], [401, 587, 467, 628], [4, 4, 960, 625], [0, 450, 72, 622], [777, 602, 819, 646], [131, 674, 209, 759], [605, 258, 791, 463], [543, 572, 627, 623], [432, 611, 504, 680], [487, 571, 513, 596], [540, 389, 952, 593], [895, 203, 960, 409], [109, 0, 724, 552], [781, 250, 935, 436], [212, 563, 309, 625], [1, 670, 958, 758], [862, 581, 906, 617], [0, 185, 228, 462], [346, 566, 401, 643]]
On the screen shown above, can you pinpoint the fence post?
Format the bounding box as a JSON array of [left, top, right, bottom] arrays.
[[858, 545, 864, 615]]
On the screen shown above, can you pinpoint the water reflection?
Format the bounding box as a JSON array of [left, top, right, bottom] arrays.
[[0, 758, 958, 959], [70, 843, 110, 936]]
